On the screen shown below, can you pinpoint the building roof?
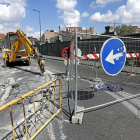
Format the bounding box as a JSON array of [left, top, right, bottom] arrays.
[[0, 33, 5, 38], [124, 32, 140, 37]]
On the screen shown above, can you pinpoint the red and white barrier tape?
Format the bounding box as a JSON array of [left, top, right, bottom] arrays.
[[80, 54, 99, 59], [126, 53, 139, 58], [79, 53, 139, 59]]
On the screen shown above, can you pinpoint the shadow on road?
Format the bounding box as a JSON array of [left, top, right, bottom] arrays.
[[13, 66, 41, 75], [52, 72, 66, 77]]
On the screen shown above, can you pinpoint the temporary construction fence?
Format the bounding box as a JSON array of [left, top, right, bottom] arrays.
[[69, 30, 140, 118], [0, 78, 63, 140]]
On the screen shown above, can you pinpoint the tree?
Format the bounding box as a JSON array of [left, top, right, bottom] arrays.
[[115, 25, 136, 36], [59, 30, 74, 41], [0, 39, 5, 43], [0, 39, 6, 48], [40, 33, 45, 42], [35, 40, 40, 45], [50, 36, 58, 43]]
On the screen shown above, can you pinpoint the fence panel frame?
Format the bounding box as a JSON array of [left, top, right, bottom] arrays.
[[0, 78, 63, 140], [73, 31, 140, 114]]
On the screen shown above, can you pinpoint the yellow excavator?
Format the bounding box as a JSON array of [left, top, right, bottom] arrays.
[[2, 29, 45, 74]]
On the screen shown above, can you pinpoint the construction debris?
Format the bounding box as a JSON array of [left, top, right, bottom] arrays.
[[90, 81, 123, 92]]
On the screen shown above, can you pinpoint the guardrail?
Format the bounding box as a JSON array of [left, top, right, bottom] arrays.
[[0, 78, 63, 140]]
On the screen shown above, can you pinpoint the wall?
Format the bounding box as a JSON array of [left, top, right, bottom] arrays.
[[34, 40, 71, 57]]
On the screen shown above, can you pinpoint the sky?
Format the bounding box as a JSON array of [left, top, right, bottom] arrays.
[[0, 0, 140, 38]]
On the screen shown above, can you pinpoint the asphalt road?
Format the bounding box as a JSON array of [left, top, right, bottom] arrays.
[[0, 55, 140, 140], [35, 58, 140, 140]]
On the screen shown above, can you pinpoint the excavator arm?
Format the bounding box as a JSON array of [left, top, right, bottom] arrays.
[[4, 29, 45, 74]]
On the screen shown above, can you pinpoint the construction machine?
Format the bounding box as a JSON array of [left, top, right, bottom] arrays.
[[2, 29, 45, 74]]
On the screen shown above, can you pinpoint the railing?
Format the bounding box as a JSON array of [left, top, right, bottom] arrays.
[[0, 78, 63, 140]]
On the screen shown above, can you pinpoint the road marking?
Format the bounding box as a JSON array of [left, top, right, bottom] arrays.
[[47, 123, 56, 140], [58, 120, 67, 140], [105, 91, 140, 119], [63, 119, 69, 123], [117, 91, 140, 108], [60, 136, 67, 140], [46, 101, 56, 140]]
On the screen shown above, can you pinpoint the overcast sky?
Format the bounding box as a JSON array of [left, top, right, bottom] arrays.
[[0, 0, 140, 38]]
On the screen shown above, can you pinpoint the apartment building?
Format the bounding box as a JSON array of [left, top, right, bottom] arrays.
[[82, 27, 94, 34], [66, 27, 82, 34], [66, 27, 94, 34], [28, 36, 38, 45], [133, 26, 140, 33], [0, 33, 5, 40], [45, 30, 58, 39]]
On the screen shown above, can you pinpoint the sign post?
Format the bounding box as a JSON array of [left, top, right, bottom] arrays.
[[100, 37, 126, 76]]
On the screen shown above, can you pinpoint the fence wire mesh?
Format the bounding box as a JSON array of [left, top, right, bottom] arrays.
[[69, 32, 140, 113]]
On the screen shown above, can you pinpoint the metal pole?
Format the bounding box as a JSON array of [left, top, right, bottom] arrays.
[[59, 26, 61, 35], [139, 51, 140, 66], [94, 47, 97, 79], [76, 92, 140, 113], [39, 11, 42, 54], [74, 29, 78, 116], [66, 59, 68, 76], [58, 26, 60, 41], [33, 9, 42, 54]]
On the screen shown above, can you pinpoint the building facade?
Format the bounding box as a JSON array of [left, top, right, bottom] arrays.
[[82, 27, 94, 34], [66, 27, 94, 34], [133, 26, 140, 33], [66, 27, 82, 34], [0, 33, 5, 40], [45, 30, 58, 39]]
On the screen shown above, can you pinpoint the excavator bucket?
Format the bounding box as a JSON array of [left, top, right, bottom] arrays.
[[38, 59, 45, 74]]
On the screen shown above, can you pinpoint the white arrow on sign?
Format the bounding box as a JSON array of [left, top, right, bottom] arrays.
[[105, 50, 123, 64]]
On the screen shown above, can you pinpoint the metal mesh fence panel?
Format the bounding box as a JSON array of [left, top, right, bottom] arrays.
[[69, 32, 140, 114]]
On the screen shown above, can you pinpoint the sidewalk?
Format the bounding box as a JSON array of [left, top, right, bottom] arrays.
[[43, 55, 140, 74]]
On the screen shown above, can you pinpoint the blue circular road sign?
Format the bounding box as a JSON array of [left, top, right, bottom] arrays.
[[62, 47, 70, 59], [100, 37, 126, 76]]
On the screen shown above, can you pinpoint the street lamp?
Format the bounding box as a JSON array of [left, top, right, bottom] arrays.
[[33, 9, 42, 54]]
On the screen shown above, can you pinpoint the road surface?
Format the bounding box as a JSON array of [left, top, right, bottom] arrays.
[[0, 55, 140, 140]]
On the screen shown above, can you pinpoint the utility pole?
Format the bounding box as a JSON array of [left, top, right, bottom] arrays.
[[33, 9, 42, 54], [59, 26, 61, 35]]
